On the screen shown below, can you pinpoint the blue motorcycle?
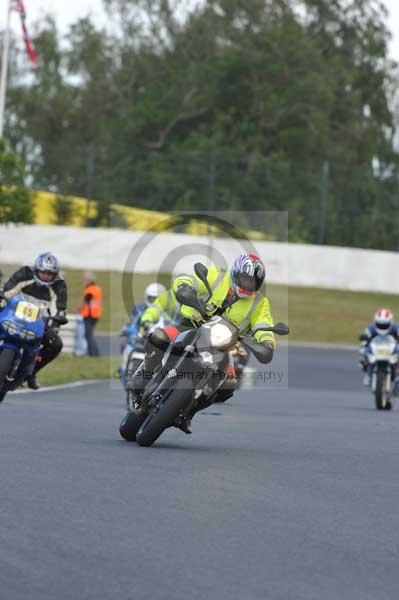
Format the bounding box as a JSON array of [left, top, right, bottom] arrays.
[[0, 294, 48, 402]]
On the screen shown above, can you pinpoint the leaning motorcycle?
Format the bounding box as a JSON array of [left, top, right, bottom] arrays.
[[362, 333, 399, 410], [119, 263, 289, 447], [0, 293, 48, 402]]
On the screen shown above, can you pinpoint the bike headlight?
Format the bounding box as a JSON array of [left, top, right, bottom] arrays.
[[209, 323, 234, 349], [2, 320, 18, 335], [21, 328, 36, 341]]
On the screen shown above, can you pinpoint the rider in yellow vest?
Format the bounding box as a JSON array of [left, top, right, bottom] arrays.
[[140, 287, 180, 326], [139, 253, 275, 433]]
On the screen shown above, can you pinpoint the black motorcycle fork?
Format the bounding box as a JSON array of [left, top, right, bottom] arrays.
[[177, 350, 230, 417], [144, 347, 194, 411], [5, 349, 23, 385]]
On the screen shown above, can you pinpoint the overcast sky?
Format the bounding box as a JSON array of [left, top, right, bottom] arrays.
[[2, 0, 399, 61]]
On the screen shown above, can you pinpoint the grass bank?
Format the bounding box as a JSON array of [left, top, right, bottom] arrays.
[[1, 264, 398, 345], [37, 356, 120, 387]]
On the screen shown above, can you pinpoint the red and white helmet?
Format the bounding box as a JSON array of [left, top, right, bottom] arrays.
[[374, 308, 393, 335], [230, 252, 265, 299]]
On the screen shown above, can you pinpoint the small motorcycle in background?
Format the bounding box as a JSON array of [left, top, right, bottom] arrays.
[[120, 316, 169, 407], [120, 321, 145, 391], [362, 333, 399, 410], [0, 293, 48, 402]]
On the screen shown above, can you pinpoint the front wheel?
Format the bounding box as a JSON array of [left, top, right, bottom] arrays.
[[375, 371, 388, 410], [119, 411, 147, 442], [0, 348, 16, 403], [136, 379, 194, 447]]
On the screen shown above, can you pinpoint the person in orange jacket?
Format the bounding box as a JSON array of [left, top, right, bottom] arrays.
[[81, 272, 102, 356]]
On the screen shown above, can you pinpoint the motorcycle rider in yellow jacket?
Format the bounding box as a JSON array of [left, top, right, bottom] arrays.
[[137, 252, 275, 433], [140, 287, 181, 326], [142, 255, 274, 343]]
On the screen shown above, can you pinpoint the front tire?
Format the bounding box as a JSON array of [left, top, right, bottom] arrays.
[[0, 348, 16, 403], [136, 379, 194, 447], [119, 411, 147, 442], [375, 371, 388, 410]]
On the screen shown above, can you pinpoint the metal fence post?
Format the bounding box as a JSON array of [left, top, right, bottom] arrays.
[[318, 160, 330, 244]]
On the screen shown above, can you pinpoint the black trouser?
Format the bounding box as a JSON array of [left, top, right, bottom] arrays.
[[84, 317, 100, 356], [33, 329, 63, 374]]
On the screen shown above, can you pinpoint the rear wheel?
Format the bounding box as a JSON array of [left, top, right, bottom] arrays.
[[375, 371, 388, 410], [119, 411, 147, 442], [0, 348, 16, 403], [136, 379, 194, 447]]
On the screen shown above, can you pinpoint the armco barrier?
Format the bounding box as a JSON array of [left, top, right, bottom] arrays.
[[0, 224, 398, 294], [60, 313, 86, 355]]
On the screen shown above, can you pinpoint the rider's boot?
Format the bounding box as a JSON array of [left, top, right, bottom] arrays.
[[175, 414, 193, 435], [27, 374, 40, 390], [175, 397, 217, 435]]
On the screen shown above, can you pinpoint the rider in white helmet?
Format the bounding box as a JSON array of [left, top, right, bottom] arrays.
[[359, 308, 399, 386], [121, 282, 166, 345], [144, 283, 166, 307]]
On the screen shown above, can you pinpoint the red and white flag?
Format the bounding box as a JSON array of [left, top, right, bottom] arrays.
[[11, 0, 39, 68]]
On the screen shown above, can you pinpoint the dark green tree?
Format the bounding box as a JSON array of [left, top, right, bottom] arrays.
[[4, 0, 399, 248], [0, 139, 33, 224]]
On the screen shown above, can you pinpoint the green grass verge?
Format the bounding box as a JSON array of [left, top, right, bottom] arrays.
[[0, 263, 170, 334], [2, 264, 398, 346], [37, 355, 120, 387], [273, 285, 398, 344]]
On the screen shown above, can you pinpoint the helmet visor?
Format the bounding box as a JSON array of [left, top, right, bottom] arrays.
[[376, 321, 390, 331], [38, 270, 56, 283], [236, 273, 257, 292]]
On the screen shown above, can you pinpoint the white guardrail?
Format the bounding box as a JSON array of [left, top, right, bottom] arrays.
[[60, 313, 87, 356], [1, 224, 398, 294]]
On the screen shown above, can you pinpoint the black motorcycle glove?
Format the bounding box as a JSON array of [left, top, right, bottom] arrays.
[[261, 342, 274, 364], [48, 313, 68, 328]]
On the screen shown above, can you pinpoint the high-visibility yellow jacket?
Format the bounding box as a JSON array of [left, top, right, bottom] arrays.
[[170, 266, 275, 347], [140, 288, 180, 325]]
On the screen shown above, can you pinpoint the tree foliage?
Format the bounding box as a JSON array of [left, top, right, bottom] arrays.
[[0, 139, 33, 224], [5, 0, 399, 248]]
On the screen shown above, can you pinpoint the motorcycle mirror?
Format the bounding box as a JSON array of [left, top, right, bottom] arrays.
[[175, 286, 204, 314], [254, 322, 289, 336], [272, 322, 289, 336], [194, 263, 209, 282], [194, 262, 212, 301]]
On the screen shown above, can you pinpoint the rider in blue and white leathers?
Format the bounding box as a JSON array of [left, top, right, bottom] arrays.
[[359, 309, 399, 386]]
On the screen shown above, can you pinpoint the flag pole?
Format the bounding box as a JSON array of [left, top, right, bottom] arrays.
[[0, 0, 11, 138]]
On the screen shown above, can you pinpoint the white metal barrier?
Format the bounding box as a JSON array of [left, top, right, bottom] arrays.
[[1, 224, 399, 293], [60, 313, 87, 356]]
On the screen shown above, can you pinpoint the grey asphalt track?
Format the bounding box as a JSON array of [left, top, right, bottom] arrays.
[[1, 345, 399, 600]]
